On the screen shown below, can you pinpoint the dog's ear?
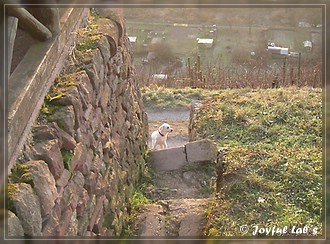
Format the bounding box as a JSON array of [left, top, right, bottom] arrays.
[[158, 125, 164, 131]]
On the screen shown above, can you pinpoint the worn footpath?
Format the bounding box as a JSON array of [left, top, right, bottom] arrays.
[[133, 107, 217, 237]]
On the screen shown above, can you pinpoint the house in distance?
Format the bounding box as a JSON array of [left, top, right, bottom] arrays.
[[197, 38, 214, 48]]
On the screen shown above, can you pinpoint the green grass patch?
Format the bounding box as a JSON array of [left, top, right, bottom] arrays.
[[190, 87, 322, 237], [141, 85, 220, 109], [122, 162, 154, 237], [61, 149, 74, 171], [75, 13, 101, 53], [9, 164, 34, 188], [7, 184, 18, 214], [130, 164, 154, 212], [130, 186, 152, 212], [37, 72, 80, 124]]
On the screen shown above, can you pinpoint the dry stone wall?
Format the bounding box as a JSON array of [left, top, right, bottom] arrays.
[[7, 9, 148, 237]]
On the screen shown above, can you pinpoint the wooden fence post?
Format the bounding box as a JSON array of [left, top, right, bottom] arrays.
[[7, 16, 18, 77], [187, 57, 192, 86], [282, 57, 286, 87]]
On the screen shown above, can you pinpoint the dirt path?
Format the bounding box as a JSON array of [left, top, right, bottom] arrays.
[[133, 107, 214, 237], [146, 107, 190, 148]]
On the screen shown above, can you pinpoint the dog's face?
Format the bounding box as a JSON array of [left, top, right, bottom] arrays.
[[159, 123, 173, 135]]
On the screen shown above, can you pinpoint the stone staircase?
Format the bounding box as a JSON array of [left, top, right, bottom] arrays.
[[134, 139, 218, 237]]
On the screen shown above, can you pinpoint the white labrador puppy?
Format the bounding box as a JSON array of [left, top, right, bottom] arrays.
[[151, 123, 173, 149]]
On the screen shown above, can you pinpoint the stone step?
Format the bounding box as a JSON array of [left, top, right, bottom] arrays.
[[148, 139, 218, 172], [135, 198, 214, 237], [134, 204, 167, 237]]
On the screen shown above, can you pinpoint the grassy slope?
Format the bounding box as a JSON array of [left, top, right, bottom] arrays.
[[191, 87, 323, 237], [141, 85, 220, 109], [142, 86, 323, 237]]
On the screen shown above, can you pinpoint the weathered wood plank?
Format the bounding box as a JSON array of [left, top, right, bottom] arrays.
[[8, 8, 89, 173], [7, 7, 52, 41], [28, 7, 60, 35], [7, 16, 18, 77]]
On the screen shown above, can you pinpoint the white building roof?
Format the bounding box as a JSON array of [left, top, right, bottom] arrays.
[[267, 46, 289, 55], [197, 38, 214, 44]]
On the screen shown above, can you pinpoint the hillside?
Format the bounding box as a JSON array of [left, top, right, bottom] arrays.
[[142, 86, 323, 237], [190, 87, 323, 236]]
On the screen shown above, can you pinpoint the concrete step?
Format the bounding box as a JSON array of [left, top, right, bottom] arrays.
[[148, 139, 218, 172]]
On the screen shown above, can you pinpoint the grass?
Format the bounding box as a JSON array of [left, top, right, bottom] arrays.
[[9, 164, 35, 189], [7, 184, 18, 215], [75, 12, 101, 53], [61, 149, 74, 171], [189, 87, 323, 237], [122, 161, 154, 237], [141, 85, 323, 237], [141, 85, 220, 109]]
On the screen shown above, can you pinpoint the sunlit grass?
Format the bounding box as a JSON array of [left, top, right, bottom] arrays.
[[141, 85, 219, 109], [190, 87, 323, 237], [141, 86, 323, 237]]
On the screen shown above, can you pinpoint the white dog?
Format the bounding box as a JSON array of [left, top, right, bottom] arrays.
[[151, 123, 173, 150]]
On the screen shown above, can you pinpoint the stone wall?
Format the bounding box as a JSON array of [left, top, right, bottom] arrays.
[[7, 9, 148, 237]]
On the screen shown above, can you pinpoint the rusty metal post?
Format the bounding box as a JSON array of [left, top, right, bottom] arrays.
[[197, 55, 201, 87], [290, 67, 294, 86], [193, 62, 197, 87], [282, 57, 286, 87], [298, 52, 301, 83], [187, 57, 192, 86]]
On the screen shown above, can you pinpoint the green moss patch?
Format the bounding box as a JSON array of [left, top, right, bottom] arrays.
[[61, 149, 74, 171], [7, 184, 19, 214], [10, 164, 34, 188]]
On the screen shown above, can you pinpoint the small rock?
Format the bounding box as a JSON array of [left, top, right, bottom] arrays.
[[70, 143, 87, 171], [53, 122, 77, 150], [7, 210, 24, 236], [30, 139, 64, 180], [23, 160, 57, 217], [42, 203, 61, 236], [56, 169, 72, 188], [48, 106, 75, 136], [8, 183, 42, 236], [56, 207, 73, 236], [185, 139, 218, 163]]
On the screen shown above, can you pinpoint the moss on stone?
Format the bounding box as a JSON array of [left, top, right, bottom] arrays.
[[37, 71, 80, 124], [10, 164, 34, 188], [7, 184, 18, 214], [10, 164, 28, 183], [76, 37, 99, 52], [61, 149, 74, 171], [55, 74, 78, 88], [90, 8, 101, 19], [37, 102, 64, 128], [75, 14, 101, 53]]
